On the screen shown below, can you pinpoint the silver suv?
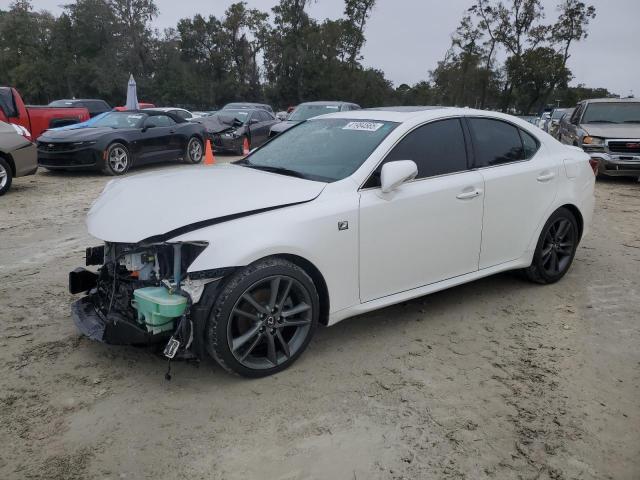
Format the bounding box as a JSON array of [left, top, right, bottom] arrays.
[[559, 98, 640, 178]]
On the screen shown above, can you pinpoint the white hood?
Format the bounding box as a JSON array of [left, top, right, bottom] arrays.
[[87, 164, 326, 243]]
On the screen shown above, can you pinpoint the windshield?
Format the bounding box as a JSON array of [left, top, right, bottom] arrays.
[[582, 103, 640, 124], [552, 109, 568, 119], [289, 104, 342, 122], [91, 112, 146, 129], [236, 118, 398, 182], [216, 109, 249, 124]]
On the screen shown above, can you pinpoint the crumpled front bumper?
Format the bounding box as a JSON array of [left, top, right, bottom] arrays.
[[71, 296, 167, 345]]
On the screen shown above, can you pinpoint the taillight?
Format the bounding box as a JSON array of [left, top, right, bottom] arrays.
[[588, 158, 599, 175]]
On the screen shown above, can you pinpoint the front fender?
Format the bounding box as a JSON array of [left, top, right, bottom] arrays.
[[171, 194, 360, 315]]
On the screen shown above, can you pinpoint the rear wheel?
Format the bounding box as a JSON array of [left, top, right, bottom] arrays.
[[102, 143, 130, 176], [185, 136, 204, 164], [523, 207, 579, 284], [205, 258, 319, 377], [0, 158, 13, 196]]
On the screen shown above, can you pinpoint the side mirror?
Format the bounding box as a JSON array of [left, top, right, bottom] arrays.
[[380, 160, 418, 194], [249, 118, 259, 125]]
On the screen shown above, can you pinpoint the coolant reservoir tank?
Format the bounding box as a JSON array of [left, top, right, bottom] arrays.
[[132, 287, 187, 335]]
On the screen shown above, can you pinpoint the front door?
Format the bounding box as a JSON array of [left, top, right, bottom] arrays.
[[359, 118, 484, 302]]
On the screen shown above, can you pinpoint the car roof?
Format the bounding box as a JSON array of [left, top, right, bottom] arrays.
[[146, 107, 189, 112], [314, 106, 537, 127], [109, 109, 186, 122], [582, 97, 639, 104], [298, 101, 356, 106]]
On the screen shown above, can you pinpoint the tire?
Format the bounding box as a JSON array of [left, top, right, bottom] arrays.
[[523, 207, 579, 284], [185, 136, 204, 164], [205, 257, 319, 378], [235, 135, 249, 156], [0, 157, 13, 196], [102, 142, 131, 176]]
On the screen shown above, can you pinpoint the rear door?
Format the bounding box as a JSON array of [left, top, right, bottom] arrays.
[[466, 117, 559, 269], [359, 118, 484, 302]]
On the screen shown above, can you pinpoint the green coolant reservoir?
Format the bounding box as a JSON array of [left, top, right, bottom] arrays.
[[132, 287, 188, 335]]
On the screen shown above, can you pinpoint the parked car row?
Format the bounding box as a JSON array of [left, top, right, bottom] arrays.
[[0, 95, 363, 194], [532, 98, 640, 179]]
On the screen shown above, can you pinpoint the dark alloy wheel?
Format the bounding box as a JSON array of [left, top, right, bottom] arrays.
[[206, 258, 319, 377], [103, 142, 130, 176], [524, 207, 579, 284]]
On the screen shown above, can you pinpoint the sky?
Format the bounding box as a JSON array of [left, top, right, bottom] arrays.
[[6, 0, 639, 96]]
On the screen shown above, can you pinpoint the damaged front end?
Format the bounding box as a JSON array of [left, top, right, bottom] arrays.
[[70, 241, 229, 360]]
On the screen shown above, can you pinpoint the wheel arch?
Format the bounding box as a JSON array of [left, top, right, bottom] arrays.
[[559, 203, 584, 240], [0, 151, 16, 176]]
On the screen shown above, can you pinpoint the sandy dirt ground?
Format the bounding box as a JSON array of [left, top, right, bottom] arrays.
[[0, 160, 638, 480]]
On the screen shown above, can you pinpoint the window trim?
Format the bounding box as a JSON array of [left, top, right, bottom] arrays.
[[464, 116, 541, 170], [359, 116, 472, 191]]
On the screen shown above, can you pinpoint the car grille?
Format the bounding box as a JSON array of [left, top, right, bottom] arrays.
[[608, 141, 640, 155], [37, 142, 75, 152]]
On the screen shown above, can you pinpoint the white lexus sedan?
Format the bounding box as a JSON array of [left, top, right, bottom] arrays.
[[70, 107, 595, 377]]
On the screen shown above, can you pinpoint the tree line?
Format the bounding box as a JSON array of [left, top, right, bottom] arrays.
[[0, 0, 614, 113]]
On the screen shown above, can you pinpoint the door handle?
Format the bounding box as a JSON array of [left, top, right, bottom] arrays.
[[169, 130, 175, 134], [456, 188, 483, 200], [537, 171, 555, 182]]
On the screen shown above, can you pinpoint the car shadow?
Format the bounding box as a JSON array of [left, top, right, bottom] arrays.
[[106, 270, 530, 384]]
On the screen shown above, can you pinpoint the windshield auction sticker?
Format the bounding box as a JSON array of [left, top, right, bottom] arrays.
[[342, 121, 384, 132]]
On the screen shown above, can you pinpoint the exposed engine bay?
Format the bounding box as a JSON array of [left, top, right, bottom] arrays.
[[70, 241, 227, 364]]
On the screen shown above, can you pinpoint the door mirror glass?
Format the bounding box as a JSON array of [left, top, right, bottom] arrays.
[[380, 160, 418, 193]]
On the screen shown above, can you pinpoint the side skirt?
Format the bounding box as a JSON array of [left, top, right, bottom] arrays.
[[327, 257, 530, 326]]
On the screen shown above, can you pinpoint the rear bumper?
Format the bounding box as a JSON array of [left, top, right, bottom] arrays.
[[589, 153, 640, 177], [38, 147, 102, 169]]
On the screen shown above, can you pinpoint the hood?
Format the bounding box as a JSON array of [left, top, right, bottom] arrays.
[[87, 164, 326, 243], [194, 115, 243, 134], [39, 127, 120, 142], [581, 123, 640, 139], [270, 121, 299, 133]]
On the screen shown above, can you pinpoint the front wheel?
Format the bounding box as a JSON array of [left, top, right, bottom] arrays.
[[523, 207, 579, 284], [102, 143, 130, 176], [0, 158, 13, 196], [206, 258, 319, 377]]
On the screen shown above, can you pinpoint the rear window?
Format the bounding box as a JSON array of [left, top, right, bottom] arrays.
[[289, 104, 342, 121]]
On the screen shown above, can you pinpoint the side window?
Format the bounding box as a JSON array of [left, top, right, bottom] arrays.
[[175, 110, 191, 119], [468, 118, 525, 167], [146, 115, 175, 127], [520, 129, 540, 159], [364, 118, 468, 188]]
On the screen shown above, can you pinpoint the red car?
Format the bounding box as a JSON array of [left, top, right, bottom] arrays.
[[0, 87, 90, 140]]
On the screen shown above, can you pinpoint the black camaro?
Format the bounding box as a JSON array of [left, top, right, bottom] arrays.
[[37, 110, 207, 175]]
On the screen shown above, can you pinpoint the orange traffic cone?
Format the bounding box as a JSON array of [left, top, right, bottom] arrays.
[[204, 138, 216, 165], [242, 137, 250, 156]]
